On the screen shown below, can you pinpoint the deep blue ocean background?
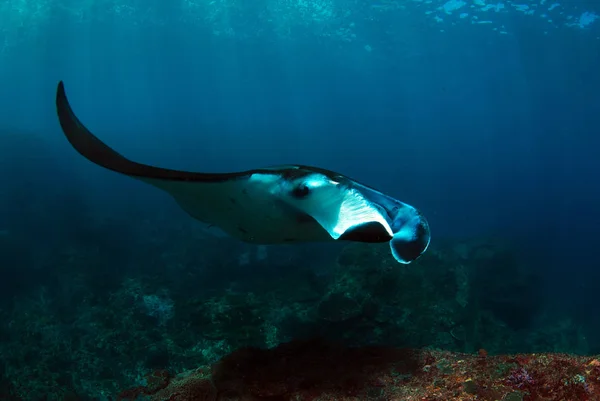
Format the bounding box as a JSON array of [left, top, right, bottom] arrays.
[[0, 0, 599, 398]]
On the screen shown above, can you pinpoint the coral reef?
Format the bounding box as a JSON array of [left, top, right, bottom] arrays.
[[119, 338, 600, 401], [0, 206, 594, 399]]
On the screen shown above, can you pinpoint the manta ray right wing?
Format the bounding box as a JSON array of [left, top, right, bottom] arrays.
[[55, 81, 329, 243]]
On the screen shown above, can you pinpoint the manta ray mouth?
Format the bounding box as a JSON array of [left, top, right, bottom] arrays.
[[389, 215, 431, 264]]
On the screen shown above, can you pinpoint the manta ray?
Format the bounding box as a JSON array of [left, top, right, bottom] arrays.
[[55, 81, 430, 264]]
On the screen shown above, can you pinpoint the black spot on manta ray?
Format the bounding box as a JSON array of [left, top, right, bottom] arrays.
[[238, 226, 248, 234], [291, 184, 310, 199], [229, 197, 237, 204]]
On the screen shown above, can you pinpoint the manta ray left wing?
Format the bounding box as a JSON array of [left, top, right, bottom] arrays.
[[55, 81, 332, 243], [55, 81, 250, 184]]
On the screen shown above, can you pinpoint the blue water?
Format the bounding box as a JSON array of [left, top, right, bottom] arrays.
[[0, 0, 599, 397]]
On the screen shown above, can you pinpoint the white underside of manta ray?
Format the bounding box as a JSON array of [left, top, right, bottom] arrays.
[[54, 81, 430, 264]]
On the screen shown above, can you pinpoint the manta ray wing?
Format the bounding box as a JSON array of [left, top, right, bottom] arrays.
[[55, 81, 330, 244]]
